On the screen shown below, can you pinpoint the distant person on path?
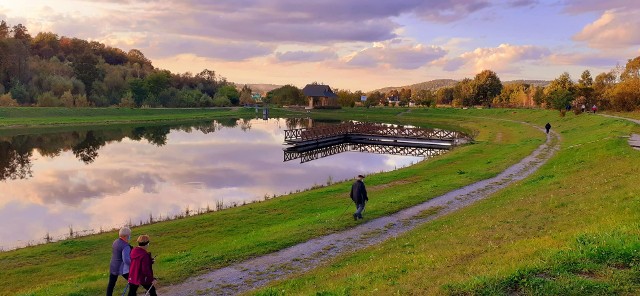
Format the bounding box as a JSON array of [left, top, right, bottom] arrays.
[[581, 104, 586, 113], [545, 123, 551, 134], [350, 174, 368, 220], [128, 235, 158, 296], [592, 104, 598, 113], [107, 227, 132, 296]]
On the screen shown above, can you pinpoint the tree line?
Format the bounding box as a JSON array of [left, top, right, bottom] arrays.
[[0, 20, 253, 108], [1, 20, 639, 111]]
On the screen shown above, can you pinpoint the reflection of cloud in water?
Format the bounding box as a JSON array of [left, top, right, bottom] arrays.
[[0, 118, 426, 249]]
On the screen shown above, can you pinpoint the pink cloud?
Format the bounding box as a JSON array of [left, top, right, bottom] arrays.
[[573, 10, 640, 49], [439, 43, 550, 73]]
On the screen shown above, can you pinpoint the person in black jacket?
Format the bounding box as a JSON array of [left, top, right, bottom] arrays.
[[350, 175, 368, 220], [545, 122, 551, 134]]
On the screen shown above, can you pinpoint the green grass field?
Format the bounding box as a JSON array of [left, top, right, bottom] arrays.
[[0, 107, 290, 128], [252, 108, 640, 296], [0, 107, 545, 295]]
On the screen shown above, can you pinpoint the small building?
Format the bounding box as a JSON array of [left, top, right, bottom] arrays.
[[251, 93, 262, 102], [302, 84, 340, 109]]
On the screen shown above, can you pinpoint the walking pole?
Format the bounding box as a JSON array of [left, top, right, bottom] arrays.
[[120, 284, 129, 296], [144, 283, 155, 296]]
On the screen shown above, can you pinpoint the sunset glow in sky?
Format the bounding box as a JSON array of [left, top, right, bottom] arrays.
[[1, 0, 639, 90]]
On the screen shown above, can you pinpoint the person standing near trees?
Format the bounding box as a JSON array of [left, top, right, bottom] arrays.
[[350, 175, 368, 220], [545, 123, 551, 134], [107, 227, 132, 296], [592, 104, 598, 113]]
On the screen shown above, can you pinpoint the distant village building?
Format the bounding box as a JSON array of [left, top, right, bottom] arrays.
[[251, 93, 262, 102], [302, 84, 340, 109]]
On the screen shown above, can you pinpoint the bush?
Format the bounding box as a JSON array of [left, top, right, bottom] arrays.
[[0, 93, 19, 107], [37, 91, 62, 107]]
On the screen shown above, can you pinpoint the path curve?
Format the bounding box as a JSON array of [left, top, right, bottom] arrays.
[[161, 122, 560, 296], [599, 114, 640, 150]]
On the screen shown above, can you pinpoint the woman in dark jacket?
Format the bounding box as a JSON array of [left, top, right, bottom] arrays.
[[128, 235, 157, 296]]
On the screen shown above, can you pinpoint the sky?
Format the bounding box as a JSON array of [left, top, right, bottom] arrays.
[[1, 0, 639, 91]]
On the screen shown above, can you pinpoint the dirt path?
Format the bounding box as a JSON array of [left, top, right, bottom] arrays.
[[598, 114, 640, 150], [161, 123, 559, 296]]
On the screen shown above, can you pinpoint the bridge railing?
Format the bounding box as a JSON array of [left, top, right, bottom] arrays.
[[284, 122, 462, 142]]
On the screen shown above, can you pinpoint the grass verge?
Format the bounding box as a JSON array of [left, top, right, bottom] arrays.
[[251, 109, 640, 296], [0, 107, 542, 295]]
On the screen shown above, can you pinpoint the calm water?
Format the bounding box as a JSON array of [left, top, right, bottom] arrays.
[[0, 118, 430, 250]]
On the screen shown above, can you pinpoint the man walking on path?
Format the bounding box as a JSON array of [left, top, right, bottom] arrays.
[[350, 175, 368, 220], [107, 227, 132, 296], [545, 123, 551, 134]]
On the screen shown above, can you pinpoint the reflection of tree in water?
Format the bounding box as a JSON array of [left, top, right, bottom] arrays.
[[130, 126, 170, 146], [239, 118, 252, 132], [72, 131, 106, 164], [216, 118, 239, 128], [0, 141, 33, 181]]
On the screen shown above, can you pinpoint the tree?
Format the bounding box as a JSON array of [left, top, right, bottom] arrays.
[[31, 32, 60, 59], [620, 56, 640, 82], [128, 78, 148, 107], [216, 85, 240, 105], [574, 70, 594, 107], [9, 81, 29, 105], [453, 78, 474, 107], [266, 85, 303, 106], [544, 72, 575, 108], [435, 87, 454, 105], [549, 89, 573, 111], [60, 90, 74, 107], [72, 52, 100, 95], [145, 70, 171, 97], [239, 84, 253, 106], [0, 93, 18, 106], [0, 20, 10, 39], [472, 70, 502, 106], [127, 49, 152, 67], [11, 24, 31, 41]]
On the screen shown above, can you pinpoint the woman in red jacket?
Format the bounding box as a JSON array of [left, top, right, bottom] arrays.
[[128, 235, 157, 296]]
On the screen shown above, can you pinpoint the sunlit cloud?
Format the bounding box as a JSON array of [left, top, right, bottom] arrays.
[[573, 10, 640, 50], [342, 40, 447, 69], [437, 43, 550, 74]]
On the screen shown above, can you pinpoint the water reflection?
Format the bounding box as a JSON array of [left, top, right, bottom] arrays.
[[0, 118, 425, 250]]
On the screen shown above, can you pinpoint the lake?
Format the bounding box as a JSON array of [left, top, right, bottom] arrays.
[[0, 118, 438, 250]]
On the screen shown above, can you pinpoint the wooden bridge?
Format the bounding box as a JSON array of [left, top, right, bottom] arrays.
[[284, 122, 462, 144], [283, 122, 467, 163]]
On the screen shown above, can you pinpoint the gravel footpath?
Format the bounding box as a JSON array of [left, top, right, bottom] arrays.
[[161, 123, 559, 296]]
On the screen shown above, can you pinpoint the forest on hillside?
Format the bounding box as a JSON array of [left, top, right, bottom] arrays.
[[0, 20, 639, 111], [0, 21, 257, 108]]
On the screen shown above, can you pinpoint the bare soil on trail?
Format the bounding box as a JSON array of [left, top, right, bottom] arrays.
[[161, 123, 560, 296]]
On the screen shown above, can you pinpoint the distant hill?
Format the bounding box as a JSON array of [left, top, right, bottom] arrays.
[[235, 83, 283, 95], [503, 80, 550, 87], [374, 78, 550, 94], [374, 79, 458, 93]]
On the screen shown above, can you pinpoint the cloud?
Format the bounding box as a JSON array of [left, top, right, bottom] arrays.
[[562, 0, 640, 14], [274, 49, 339, 63], [344, 41, 447, 69], [145, 36, 275, 61], [507, 0, 538, 8], [573, 10, 640, 49], [547, 52, 620, 67], [438, 43, 550, 73]]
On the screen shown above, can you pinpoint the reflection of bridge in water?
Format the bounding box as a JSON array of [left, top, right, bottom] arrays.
[[283, 122, 467, 163]]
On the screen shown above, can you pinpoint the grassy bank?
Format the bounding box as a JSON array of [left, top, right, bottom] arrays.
[[0, 107, 291, 128], [0, 108, 544, 295], [252, 109, 640, 295]]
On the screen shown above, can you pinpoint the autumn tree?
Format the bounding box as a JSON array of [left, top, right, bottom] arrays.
[[472, 70, 502, 106], [239, 85, 253, 106], [544, 72, 575, 108]]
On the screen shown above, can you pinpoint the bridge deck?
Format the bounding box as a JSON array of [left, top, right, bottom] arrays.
[[284, 122, 462, 144]]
